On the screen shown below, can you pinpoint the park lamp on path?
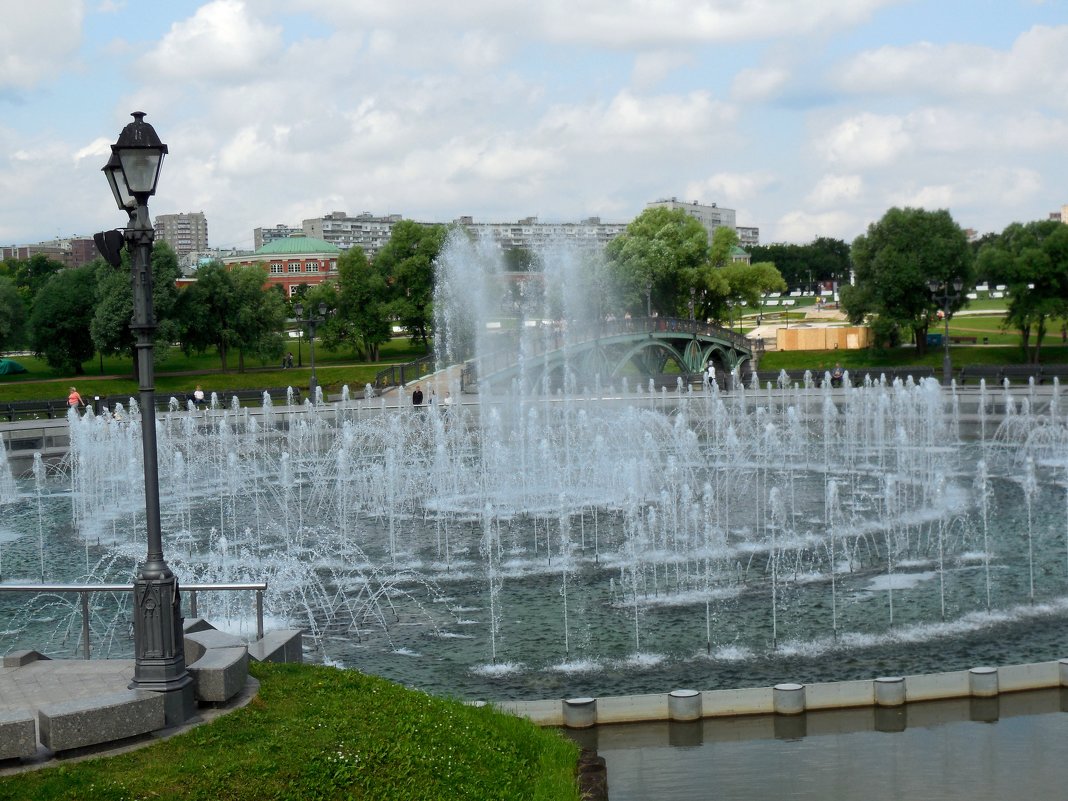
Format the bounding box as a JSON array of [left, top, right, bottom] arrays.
[[95, 111, 194, 726], [294, 301, 329, 401], [928, 278, 965, 386]]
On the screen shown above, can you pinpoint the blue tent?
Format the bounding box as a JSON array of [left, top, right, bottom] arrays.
[[0, 359, 27, 375]]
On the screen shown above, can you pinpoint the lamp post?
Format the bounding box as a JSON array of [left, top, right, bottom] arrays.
[[928, 278, 965, 385], [688, 286, 696, 322], [645, 279, 652, 318], [97, 112, 193, 725], [294, 301, 327, 401]]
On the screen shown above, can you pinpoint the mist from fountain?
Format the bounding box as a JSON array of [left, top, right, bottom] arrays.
[[3, 234, 1068, 700]]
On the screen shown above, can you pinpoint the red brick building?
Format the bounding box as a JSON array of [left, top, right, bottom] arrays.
[[222, 233, 341, 297]]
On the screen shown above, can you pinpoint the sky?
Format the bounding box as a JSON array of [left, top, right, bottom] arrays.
[[1, 0, 1067, 251]]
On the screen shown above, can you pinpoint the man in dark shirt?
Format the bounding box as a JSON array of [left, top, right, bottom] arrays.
[[412, 385, 424, 405]]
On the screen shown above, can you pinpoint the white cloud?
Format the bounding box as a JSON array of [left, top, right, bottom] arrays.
[[0, 1, 84, 92], [806, 174, 862, 207], [731, 66, 791, 101], [685, 172, 778, 204], [775, 209, 861, 243], [887, 167, 1043, 212], [632, 51, 696, 89], [290, 1, 903, 48], [538, 89, 737, 151], [140, 0, 283, 82], [819, 113, 910, 168], [836, 25, 1068, 107]]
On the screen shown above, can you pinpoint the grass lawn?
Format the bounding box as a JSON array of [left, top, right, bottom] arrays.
[[0, 339, 430, 403], [0, 663, 580, 801], [759, 343, 1068, 372]]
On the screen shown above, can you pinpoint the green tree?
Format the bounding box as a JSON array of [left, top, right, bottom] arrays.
[[375, 220, 446, 351], [318, 247, 391, 361], [4, 253, 63, 310], [27, 264, 98, 373], [748, 238, 851, 289], [842, 207, 972, 355], [176, 261, 240, 369], [90, 241, 183, 375], [0, 276, 27, 351], [232, 265, 287, 371], [716, 261, 787, 325], [976, 220, 1068, 363], [605, 207, 709, 316]]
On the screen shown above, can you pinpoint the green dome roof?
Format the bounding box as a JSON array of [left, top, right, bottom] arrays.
[[255, 234, 340, 256]]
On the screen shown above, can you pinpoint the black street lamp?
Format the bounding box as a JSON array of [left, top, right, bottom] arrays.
[[645, 279, 652, 318], [688, 286, 696, 322], [97, 112, 193, 725], [928, 278, 965, 385], [294, 301, 327, 401]]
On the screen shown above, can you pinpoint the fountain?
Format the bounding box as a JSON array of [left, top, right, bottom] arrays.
[[3, 233, 1068, 702]]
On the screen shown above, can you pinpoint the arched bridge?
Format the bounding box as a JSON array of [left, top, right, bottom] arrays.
[[463, 316, 759, 392]]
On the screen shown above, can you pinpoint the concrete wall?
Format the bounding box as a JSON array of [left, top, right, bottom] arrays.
[[502, 659, 1068, 728]]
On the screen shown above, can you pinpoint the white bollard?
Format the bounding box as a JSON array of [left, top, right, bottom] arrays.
[[969, 666, 999, 697], [563, 697, 597, 728], [668, 689, 702, 721], [874, 676, 906, 707], [773, 683, 806, 715]]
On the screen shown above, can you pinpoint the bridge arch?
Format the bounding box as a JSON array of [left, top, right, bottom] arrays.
[[466, 317, 759, 393]]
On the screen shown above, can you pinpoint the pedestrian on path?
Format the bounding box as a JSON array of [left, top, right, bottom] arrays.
[[412, 385, 424, 406], [68, 386, 84, 413]]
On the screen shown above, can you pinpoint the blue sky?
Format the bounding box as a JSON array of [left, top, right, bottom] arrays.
[[2, 0, 1066, 250]]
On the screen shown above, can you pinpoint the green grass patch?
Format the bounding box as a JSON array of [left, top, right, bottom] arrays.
[[759, 343, 1068, 372], [0, 663, 580, 801], [0, 339, 429, 402]]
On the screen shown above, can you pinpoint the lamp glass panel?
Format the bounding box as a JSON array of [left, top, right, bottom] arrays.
[[105, 165, 136, 211], [117, 148, 163, 194]]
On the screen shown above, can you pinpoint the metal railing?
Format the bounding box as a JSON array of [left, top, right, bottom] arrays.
[[373, 353, 435, 393], [0, 581, 267, 660]]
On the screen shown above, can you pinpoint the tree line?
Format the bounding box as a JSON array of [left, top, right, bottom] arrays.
[[4, 206, 1064, 375], [0, 219, 446, 376]]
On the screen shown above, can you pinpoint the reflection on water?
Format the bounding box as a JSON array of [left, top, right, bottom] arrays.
[[576, 689, 1068, 801]]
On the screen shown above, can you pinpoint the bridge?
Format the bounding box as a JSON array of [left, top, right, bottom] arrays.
[[461, 316, 759, 392]]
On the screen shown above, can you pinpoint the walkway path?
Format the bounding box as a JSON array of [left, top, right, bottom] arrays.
[[0, 656, 255, 774]]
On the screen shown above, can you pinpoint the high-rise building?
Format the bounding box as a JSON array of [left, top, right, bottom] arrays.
[[646, 198, 738, 242], [154, 212, 209, 257]]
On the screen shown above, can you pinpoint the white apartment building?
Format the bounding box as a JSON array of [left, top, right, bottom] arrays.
[[302, 211, 402, 258], [456, 216, 627, 251]]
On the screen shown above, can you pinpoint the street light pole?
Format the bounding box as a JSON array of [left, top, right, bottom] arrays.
[[294, 301, 327, 401], [928, 279, 965, 385], [646, 280, 652, 318], [98, 112, 193, 725]]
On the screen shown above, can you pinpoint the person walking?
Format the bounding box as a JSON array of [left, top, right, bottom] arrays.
[[67, 386, 84, 413], [412, 385, 424, 406], [193, 385, 206, 407]]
